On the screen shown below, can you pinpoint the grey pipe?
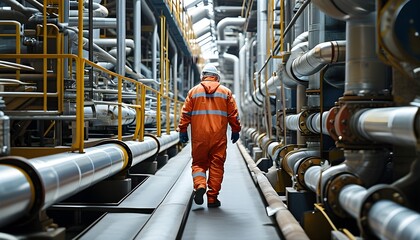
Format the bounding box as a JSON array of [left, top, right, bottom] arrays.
[[1, 0, 39, 18], [0, 131, 179, 228], [133, 0, 142, 74], [338, 184, 367, 219], [223, 53, 240, 114], [216, 17, 246, 41], [257, 0, 267, 87], [0, 165, 32, 227], [189, 7, 209, 24], [285, 113, 300, 131], [93, 39, 135, 49], [116, 0, 126, 76], [353, 107, 419, 147], [344, 13, 389, 95], [68, 17, 117, 28], [312, 0, 375, 20], [339, 185, 420, 239], [369, 200, 420, 240], [291, 41, 346, 79]]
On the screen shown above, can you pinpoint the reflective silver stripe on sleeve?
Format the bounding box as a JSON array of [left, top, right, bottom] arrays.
[[191, 110, 228, 117], [192, 172, 206, 178]]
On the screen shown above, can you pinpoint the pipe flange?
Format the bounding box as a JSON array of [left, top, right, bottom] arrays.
[[278, 144, 305, 169], [334, 96, 393, 148], [325, 173, 363, 218], [0, 156, 45, 226], [296, 156, 322, 191], [299, 109, 317, 135], [359, 184, 407, 239], [326, 106, 339, 141]]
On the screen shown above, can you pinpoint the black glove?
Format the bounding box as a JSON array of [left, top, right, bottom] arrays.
[[231, 132, 239, 144], [179, 132, 189, 143]]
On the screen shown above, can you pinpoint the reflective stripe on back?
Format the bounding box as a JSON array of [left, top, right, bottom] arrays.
[[192, 92, 228, 99], [191, 110, 228, 117]]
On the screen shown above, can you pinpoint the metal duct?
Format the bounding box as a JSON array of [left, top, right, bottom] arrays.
[[353, 107, 419, 147], [291, 41, 346, 79], [189, 7, 209, 24]]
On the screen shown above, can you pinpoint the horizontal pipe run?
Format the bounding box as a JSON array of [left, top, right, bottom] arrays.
[[303, 165, 322, 193], [291, 41, 346, 79], [338, 184, 367, 219], [354, 107, 419, 147], [237, 142, 310, 240], [0, 165, 33, 228], [369, 200, 420, 240], [0, 134, 168, 227], [285, 114, 300, 131]]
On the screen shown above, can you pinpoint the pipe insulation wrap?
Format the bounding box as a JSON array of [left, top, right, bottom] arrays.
[[338, 184, 367, 219], [0, 165, 33, 227], [29, 143, 127, 209], [285, 114, 300, 131], [368, 200, 420, 240], [303, 165, 322, 193], [292, 41, 346, 78], [125, 139, 159, 166], [354, 107, 419, 147], [157, 131, 180, 152]]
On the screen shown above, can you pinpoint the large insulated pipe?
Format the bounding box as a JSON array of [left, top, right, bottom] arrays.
[[216, 17, 246, 41], [353, 107, 420, 147], [339, 185, 420, 240], [291, 41, 346, 79], [223, 53, 240, 114], [0, 131, 179, 228]]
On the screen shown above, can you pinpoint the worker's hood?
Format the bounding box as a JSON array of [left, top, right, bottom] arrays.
[[200, 77, 220, 94]]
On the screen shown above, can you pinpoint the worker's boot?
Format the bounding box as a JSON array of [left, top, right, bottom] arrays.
[[194, 188, 206, 205], [207, 199, 221, 208]]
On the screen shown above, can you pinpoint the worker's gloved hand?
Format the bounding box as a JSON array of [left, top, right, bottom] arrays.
[[179, 131, 189, 143], [231, 132, 239, 144]]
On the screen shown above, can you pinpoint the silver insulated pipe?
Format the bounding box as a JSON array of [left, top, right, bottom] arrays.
[[0, 132, 179, 228]]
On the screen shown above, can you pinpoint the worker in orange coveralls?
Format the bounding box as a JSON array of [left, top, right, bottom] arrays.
[[177, 63, 241, 208]]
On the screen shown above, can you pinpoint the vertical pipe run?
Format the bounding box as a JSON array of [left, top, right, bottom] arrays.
[[117, 0, 126, 76], [134, 0, 142, 74]]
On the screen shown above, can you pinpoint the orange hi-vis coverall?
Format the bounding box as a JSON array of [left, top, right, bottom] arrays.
[[178, 76, 241, 203]]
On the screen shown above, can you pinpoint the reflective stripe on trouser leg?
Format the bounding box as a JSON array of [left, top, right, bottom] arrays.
[[207, 140, 227, 202], [192, 171, 206, 190]]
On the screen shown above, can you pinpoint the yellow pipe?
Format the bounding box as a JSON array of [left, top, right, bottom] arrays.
[[140, 84, 146, 141]]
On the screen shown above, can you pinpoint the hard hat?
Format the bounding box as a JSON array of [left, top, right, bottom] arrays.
[[201, 63, 220, 81]]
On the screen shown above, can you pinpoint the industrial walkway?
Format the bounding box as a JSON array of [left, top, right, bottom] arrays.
[[181, 141, 282, 239]]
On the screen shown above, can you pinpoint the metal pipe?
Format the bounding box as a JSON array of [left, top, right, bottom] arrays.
[[0, 131, 175, 228], [68, 17, 117, 28], [0, 165, 32, 227], [369, 200, 420, 240], [338, 184, 366, 218], [216, 17, 246, 41], [116, 0, 126, 76], [1, 0, 39, 18], [285, 113, 300, 131], [312, 0, 375, 20], [353, 107, 419, 147], [291, 40, 346, 79], [344, 12, 390, 95], [223, 53, 240, 114], [133, 0, 142, 74]]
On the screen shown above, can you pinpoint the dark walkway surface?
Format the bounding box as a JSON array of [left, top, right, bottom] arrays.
[[181, 141, 282, 239]]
